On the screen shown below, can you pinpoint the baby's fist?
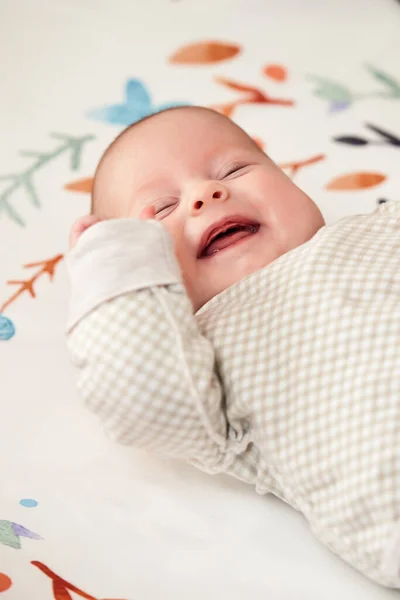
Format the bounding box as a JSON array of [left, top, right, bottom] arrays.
[[69, 215, 103, 250]]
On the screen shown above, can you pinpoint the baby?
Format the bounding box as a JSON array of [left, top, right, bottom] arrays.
[[70, 107, 325, 309], [67, 106, 400, 588]]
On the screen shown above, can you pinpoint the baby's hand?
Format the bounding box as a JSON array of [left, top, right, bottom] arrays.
[[69, 207, 155, 250], [69, 215, 103, 250]]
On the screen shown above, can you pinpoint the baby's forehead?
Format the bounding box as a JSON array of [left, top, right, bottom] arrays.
[[118, 107, 250, 148], [104, 110, 251, 177]]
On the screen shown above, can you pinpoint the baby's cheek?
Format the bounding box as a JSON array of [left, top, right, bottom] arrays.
[[168, 237, 189, 278], [175, 249, 191, 286], [128, 204, 143, 219]]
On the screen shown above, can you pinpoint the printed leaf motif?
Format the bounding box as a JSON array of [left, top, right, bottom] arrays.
[[333, 136, 369, 146], [0, 133, 94, 227], [32, 561, 127, 600], [365, 65, 400, 95], [326, 172, 386, 191], [279, 154, 325, 178], [211, 102, 236, 117], [215, 77, 261, 94], [308, 75, 353, 104], [0, 573, 12, 592], [252, 137, 265, 150], [53, 581, 73, 600], [263, 64, 287, 82], [0, 254, 63, 314], [329, 101, 351, 113], [64, 177, 93, 194], [169, 41, 240, 64], [11, 522, 42, 541], [0, 520, 42, 549], [307, 75, 352, 112], [365, 123, 400, 146], [0, 521, 20, 549], [211, 76, 294, 117], [334, 124, 400, 148], [309, 65, 400, 112]]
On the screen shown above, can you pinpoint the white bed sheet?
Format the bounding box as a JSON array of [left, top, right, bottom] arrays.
[[1, 0, 400, 597]]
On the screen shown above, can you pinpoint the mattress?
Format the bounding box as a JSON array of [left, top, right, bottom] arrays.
[[1, 0, 400, 597]]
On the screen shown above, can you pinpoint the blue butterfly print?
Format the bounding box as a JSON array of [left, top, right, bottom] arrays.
[[87, 79, 191, 126]]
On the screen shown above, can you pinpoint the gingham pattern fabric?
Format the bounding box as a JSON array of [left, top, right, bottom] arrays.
[[67, 200, 400, 588]]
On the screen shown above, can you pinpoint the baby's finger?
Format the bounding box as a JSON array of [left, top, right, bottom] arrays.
[[69, 215, 103, 249], [138, 205, 156, 220]]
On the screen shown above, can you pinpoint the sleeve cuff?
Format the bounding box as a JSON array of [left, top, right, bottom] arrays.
[[66, 218, 183, 331]]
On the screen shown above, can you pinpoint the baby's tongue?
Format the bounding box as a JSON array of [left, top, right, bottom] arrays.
[[205, 229, 252, 256]]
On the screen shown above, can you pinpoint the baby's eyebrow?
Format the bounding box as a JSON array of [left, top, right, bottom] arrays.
[[213, 148, 260, 166], [130, 183, 176, 211], [134, 172, 177, 195]]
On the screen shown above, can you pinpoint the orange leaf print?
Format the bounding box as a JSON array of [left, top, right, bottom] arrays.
[[64, 177, 93, 194], [214, 76, 295, 108], [263, 64, 287, 82], [0, 573, 12, 592], [252, 137, 265, 150], [53, 581, 73, 600], [31, 561, 127, 600], [214, 77, 263, 95], [1, 254, 63, 314], [326, 172, 386, 191], [210, 102, 236, 117], [169, 41, 240, 64], [279, 154, 325, 178]]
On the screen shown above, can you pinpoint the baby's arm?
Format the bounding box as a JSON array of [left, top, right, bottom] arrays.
[[66, 213, 233, 473]]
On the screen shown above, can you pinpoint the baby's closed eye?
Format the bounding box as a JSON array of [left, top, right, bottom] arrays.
[[154, 197, 179, 218], [218, 162, 252, 180]]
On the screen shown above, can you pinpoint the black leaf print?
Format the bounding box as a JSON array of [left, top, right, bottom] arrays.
[[334, 136, 369, 146]]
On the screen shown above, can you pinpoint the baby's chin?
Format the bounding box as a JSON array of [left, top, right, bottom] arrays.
[[190, 228, 314, 311]]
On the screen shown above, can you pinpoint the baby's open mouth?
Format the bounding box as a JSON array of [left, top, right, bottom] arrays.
[[198, 220, 260, 258]]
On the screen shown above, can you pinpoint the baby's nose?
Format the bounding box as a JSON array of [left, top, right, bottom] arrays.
[[189, 181, 229, 214]]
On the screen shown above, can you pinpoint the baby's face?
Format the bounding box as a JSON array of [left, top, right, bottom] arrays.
[[94, 108, 325, 311]]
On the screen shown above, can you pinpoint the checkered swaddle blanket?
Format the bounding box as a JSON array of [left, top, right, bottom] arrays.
[[67, 200, 400, 587]]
